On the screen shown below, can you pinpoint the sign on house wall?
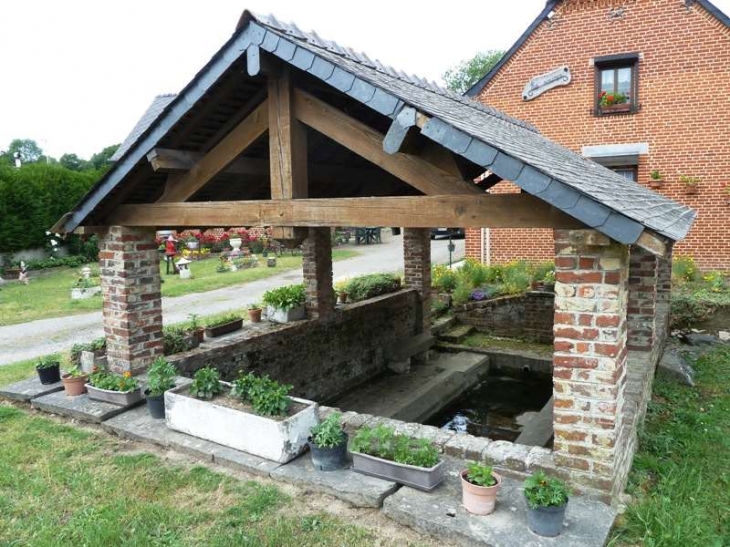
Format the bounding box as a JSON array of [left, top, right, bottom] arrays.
[[522, 66, 571, 101]]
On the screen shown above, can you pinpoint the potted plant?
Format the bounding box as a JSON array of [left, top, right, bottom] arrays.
[[185, 234, 200, 250], [309, 412, 348, 471], [335, 279, 349, 304], [247, 302, 263, 323], [204, 313, 243, 338], [61, 365, 89, 396], [598, 90, 631, 114], [187, 313, 205, 343], [165, 369, 317, 463], [262, 284, 306, 323], [679, 175, 700, 195], [350, 424, 444, 491], [543, 270, 556, 292], [86, 368, 143, 406], [460, 462, 502, 515], [36, 354, 61, 385], [523, 471, 571, 537], [71, 277, 101, 300], [649, 170, 664, 189], [145, 356, 177, 419]]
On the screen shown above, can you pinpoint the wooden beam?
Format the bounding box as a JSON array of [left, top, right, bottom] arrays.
[[107, 194, 584, 229], [157, 99, 269, 203], [268, 69, 308, 242], [148, 148, 268, 177], [293, 89, 481, 196]]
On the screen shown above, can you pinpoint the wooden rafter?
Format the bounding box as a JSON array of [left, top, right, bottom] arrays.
[[157, 99, 269, 203], [107, 194, 583, 229], [293, 89, 482, 196]]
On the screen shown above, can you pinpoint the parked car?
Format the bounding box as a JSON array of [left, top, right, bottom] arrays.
[[430, 227, 465, 239]]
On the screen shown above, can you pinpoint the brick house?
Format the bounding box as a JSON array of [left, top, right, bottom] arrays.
[[465, 0, 730, 270]]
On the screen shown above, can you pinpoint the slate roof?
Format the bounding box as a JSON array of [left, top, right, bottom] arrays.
[[110, 94, 176, 161], [59, 9, 696, 244], [465, 0, 730, 97]]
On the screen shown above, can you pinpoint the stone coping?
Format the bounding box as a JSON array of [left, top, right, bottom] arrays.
[[0, 376, 64, 402]]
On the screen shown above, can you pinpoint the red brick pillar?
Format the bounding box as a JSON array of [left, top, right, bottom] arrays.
[[302, 227, 334, 320], [656, 244, 673, 307], [403, 228, 431, 332], [99, 226, 163, 375], [627, 246, 658, 351], [552, 229, 629, 496]]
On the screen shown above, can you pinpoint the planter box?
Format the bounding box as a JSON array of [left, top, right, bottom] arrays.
[[71, 286, 101, 300], [266, 304, 305, 323], [351, 452, 444, 491], [165, 383, 318, 463], [599, 103, 632, 114], [204, 319, 243, 338], [1, 268, 20, 280], [86, 384, 143, 406]]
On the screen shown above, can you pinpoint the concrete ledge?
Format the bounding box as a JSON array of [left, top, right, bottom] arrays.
[[270, 453, 399, 508], [31, 390, 142, 423], [0, 377, 63, 402], [383, 457, 616, 547]]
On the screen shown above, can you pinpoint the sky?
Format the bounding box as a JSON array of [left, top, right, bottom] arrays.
[[1, 0, 729, 160]]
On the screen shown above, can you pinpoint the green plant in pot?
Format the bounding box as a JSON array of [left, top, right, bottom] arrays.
[[523, 471, 570, 537], [145, 357, 177, 419], [187, 313, 205, 343], [309, 412, 348, 471], [262, 284, 306, 323], [460, 462, 502, 515], [649, 169, 664, 188], [36, 354, 61, 385], [62, 364, 89, 396], [247, 302, 263, 323], [189, 366, 222, 400]]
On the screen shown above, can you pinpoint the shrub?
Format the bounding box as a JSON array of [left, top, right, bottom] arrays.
[[523, 471, 570, 509], [452, 280, 472, 306], [468, 263, 490, 287], [189, 366, 222, 400], [500, 261, 531, 295], [530, 261, 555, 282], [672, 256, 697, 283], [670, 292, 722, 329], [163, 326, 194, 356], [262, 284, 306, 310], [89, 370, 139, 392], [310, 412, 346, 449], [702, 271, 726, 293], [351, 424, 439, 468], [432, 265, 458, 293], [69, 337, 106, 365], [345, 273, 401, 302]]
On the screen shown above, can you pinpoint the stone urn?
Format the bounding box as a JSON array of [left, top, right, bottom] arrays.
[[229, 237, 243, 252]]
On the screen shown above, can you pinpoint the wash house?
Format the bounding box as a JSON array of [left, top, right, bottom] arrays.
[[54, 11, 695, 503]]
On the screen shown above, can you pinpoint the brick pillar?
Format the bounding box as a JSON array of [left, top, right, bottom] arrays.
[[552, 229, 629, 496], [627, 246, 659, 351], [403, 228, 431, 332], [99, 226, 163, 375], [656, 244, 673, 307], [302, 227, 334, 320]]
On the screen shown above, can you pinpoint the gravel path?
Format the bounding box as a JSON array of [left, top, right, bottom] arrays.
[[0, 235, 464, 365]]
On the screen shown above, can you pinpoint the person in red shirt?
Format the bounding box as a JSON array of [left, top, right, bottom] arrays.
[[164, 236, 177, 275]]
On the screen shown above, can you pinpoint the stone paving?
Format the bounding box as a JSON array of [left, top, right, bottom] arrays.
[[0, 376, 63, 402], [0, 376, 617, 546]]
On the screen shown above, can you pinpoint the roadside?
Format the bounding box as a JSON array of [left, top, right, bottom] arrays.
[[0, 235, 464, 365]]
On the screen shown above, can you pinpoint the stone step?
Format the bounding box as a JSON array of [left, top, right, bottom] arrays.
[[0, 376, 64, 403], [439, 324, 475, 344], [386, 332, 435, 362]]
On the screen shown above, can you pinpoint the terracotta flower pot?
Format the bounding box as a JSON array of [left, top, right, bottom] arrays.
[[460, 470, 502, 515], [62, 373, 89, 396], [649, 181, 663, 189], [248, 308, 262, 323], [338, 291, 348, 304], [683, 185, 699, 195]]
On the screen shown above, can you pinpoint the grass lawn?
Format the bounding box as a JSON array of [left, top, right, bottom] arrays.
[[609, 345, 730, 546], [0, 405, 429, 546], [0, 357, 38, 386], [0, 250, 357, 326]]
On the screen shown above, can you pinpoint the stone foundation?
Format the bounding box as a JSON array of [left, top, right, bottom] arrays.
[[168, 290, 420, 402], [455, 292, 554, 344]]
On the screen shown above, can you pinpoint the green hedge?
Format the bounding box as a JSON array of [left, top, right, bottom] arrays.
[[0, 163, 101, 253], [345, 273, 402, 302]]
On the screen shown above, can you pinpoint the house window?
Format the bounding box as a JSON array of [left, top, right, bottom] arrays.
[[594, 53, 639, 115], [609, 166, 637, 182]]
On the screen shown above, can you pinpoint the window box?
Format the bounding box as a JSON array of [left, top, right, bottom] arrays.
[[598, 103, 632, 115], [351, 451, 445, 491]]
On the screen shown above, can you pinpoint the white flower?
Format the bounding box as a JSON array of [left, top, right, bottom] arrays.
[[54, 233, 60, 238], [50, 240, 58, 246], [45, 231, 51, 236]]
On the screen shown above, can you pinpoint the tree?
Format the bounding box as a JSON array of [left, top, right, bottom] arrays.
[[6, 138, 44, 164], [89, 144, 120, 171], [59, 153, 88, 171], [443, 50, 505, 95]]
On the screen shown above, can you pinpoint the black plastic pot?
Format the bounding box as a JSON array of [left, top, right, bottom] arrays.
[[526, 501, 568, 537], [36, 363, 61, 385], [309, 432, 348, 471], [145, 391, 166, 419]]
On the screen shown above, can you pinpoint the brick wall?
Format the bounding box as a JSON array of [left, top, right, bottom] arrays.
[[99, 226, 164, 374], [168, 290, 421, 402], [455, 292, 555, 343], [469, 0, 730, 270], [302, 227, 335, 320], [403, 228, 432, 332]]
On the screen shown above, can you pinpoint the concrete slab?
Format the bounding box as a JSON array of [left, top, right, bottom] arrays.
[[383, 457, 616, 547], [102, 405, 280, 476], [332, 351, 489, 423], [271, 453, 399, 508], [31, 390, 141, 423], [515, 397, 554, 447], [0, 377, 63, 402]]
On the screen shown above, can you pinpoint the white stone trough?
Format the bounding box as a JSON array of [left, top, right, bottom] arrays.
[[266, 304, 306, 323], [71, 286, 101, 300], [164, 382, 318, 463]]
